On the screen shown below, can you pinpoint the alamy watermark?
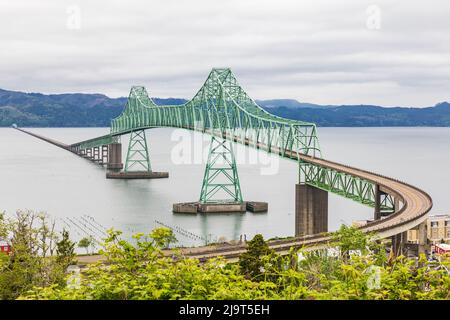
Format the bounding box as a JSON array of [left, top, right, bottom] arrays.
[[66, 5, 82, 30], [170, 128, 280, 176], [66, 265, 81, 289], [366, 265, 382, 289], [366, 5, 382, 30]]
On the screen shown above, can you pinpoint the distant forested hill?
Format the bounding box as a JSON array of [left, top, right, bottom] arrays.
[[0, 88, 449, 127], [0, 88, 187, 127], [263, 102, 450, 127]]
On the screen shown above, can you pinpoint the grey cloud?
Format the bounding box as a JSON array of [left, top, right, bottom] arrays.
[[0, 0, 448, 106]]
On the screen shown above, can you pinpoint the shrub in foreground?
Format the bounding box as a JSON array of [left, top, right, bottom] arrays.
[[20, 226, 450, 300]]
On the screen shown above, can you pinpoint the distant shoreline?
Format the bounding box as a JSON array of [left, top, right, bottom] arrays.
[[1, 87, 449, 127]]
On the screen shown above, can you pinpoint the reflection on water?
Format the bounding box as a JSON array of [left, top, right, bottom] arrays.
[[0, 127, 449, 246]]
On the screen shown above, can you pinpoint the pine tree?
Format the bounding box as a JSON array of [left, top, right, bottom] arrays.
[[56, 229, 76, 267], [238, 234, 274, 280]]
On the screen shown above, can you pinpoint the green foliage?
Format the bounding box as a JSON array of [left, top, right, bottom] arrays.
[[0, 211, 8, 239], [332, 225, 369, 254], [0, 210, 71, 300], [149, 228, 177, 249], [331, 225, 387, 265], [12, 224, 450, 300], [56, 229, 76, 267], [78, 237, 94, 254], [239, 234, 274, 280]]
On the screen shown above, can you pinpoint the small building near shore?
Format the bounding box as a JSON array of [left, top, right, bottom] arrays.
[[0, 240, 12, 254], [433, 243, 450, 255]]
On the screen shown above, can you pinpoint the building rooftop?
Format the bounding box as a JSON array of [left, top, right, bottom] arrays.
[[428, 214, 450, 219], [434, 243, 450, 251]]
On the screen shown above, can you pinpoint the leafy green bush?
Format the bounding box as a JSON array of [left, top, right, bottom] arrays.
[[0, 211, 76, 300], [19, 226, 450, 300]]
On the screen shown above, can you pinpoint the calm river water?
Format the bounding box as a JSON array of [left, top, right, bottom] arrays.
[[0, 127, 449, 247]]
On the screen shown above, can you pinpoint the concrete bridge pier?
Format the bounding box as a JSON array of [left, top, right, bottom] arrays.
[[101, 145, 108, 165], [391, 231, 408, 256], [86, 148, 93, 160], [295, 183, 328, 236], [417, 221, 428, 255], [93, 146, 100, 163], [106, 142, 123, 172], [105, 139, 169, 179], [374, 184, 382, 220]]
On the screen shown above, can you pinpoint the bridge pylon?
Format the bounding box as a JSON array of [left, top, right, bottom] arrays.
[[125, 129, 152, 172], [199, 135, 243, 204], [106, 130, 169, 179], [173, 135, 267, 214]]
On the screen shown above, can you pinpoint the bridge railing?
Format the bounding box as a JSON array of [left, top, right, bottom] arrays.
[[300, 162, 396, 213], [70, 134, 118, 151]]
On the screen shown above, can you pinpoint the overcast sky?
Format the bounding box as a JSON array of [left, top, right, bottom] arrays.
[[0, 0, 449, 106]]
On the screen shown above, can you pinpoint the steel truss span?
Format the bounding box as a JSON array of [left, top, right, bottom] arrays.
[[111, 68, 321, 158], [68, 68, 432, 247]]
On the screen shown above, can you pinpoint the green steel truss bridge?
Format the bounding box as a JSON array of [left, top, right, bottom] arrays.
[[72, 68, 393, 211], [18, 68, 432, 255]]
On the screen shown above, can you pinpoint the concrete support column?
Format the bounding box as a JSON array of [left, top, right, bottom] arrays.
[[374, 184, 381, 220], [295, 184, 328, 236], [394, 197, 401, 212], [391, 231, 408, 256], [101, 145, 109, 165], [417, 221, 428, 256], [93, 146, 100, 162], [107, 143, 123, 171]]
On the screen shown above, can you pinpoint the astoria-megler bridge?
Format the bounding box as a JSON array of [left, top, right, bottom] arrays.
[[17, 68, 432, 259]]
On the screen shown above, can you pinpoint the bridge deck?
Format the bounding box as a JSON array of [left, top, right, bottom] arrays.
[[15, 128, 69, 149]]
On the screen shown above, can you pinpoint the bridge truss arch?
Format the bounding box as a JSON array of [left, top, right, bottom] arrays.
[[111, 68, 322, 160]]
